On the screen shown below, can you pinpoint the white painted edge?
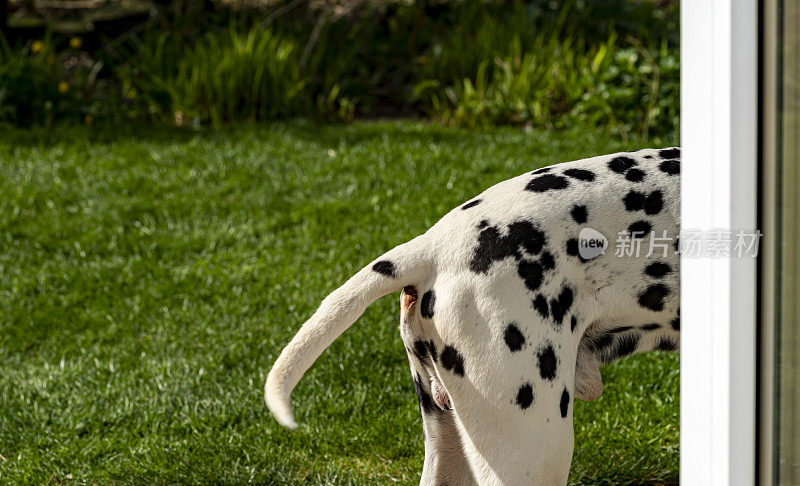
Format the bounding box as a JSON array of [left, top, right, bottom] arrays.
[[680, 0, 758, 484]]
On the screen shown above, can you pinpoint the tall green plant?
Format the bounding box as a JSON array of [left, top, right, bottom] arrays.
[[120, 28, 312, 126], [417, 32, 609, 127], [169, 27, 308, 125], [114, 31, 183, 119]]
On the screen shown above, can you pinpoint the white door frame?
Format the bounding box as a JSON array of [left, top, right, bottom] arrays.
[[680, 0, 758, 484]]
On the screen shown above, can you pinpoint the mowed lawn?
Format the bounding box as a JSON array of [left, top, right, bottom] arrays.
[[0, 121, 679, 485]]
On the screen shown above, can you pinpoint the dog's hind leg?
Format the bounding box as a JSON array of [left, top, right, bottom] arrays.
[[409, 369, 477, 486], [422, 275, 579, 485], [401, 287, 477, 486]]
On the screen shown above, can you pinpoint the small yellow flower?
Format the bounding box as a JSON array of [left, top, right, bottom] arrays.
[[84, 114, 93, 124], [70, 37, 83, 49], [126, 88, 137, 99], [58, 82, 69, 93], [31, 41, 44, 54]]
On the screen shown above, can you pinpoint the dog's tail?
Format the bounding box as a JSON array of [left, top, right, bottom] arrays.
[[265, 234, 434, 428]]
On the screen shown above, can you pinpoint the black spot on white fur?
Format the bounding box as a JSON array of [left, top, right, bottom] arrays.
[[623, 190, 646, 211], [638, 284, 670, 311], [517, 383, 534, 409], [526, 174, 570, 193], [504, 323, 525, 352], [372, 260, 396, 277], [566, 239, 589, 263], [628, 220, 652, 238], [624, 190, 662, 215], [625, 168, 646, 182], [659, 148, 680, 159], [563, 168, 595, 182], [659, 159, 680, 175], [540, 251, 555, 270], [421, 290, 435, 319], [549, 286, 574, 325], [560, 387, 570, 418], [588, 333, 614, 353], [413, 340, 428, 363], [413, 373, 435, 414], [537, 344, 557, 381], [612, 333, 640, 359], [656, 337, 678, 351], [608, 156, 637, 173], [610, 326, 634, 333], [426, 340, 438, 362], [517, 260, 545, 292], [643, 191, 664, 215], [441, 345, 465, 377], [533, 294, 549, 318], [461, 199, 482, 210], [571, 205, 588, 224], [608, 155, 650, 182], [644, 262, 672, 278], [470, 221, 546, 274]]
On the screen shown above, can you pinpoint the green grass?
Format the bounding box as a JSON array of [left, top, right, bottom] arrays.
[[0, 121, 678, 485]]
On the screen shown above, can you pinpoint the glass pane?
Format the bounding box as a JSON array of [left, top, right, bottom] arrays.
[[774, 0, 800, 482]]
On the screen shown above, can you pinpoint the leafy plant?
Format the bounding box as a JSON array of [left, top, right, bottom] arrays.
[[413, 2, 679, 140], [0, 35, 119, 126], [572, 39, 680, 141], [0, 36, 63, 126]]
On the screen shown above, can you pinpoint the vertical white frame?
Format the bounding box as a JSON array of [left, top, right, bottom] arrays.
[[681, 0, 758, 485]]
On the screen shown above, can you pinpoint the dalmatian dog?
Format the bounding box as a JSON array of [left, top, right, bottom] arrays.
[[266, 148, 680, 485]]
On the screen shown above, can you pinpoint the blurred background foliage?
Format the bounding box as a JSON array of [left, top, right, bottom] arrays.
[[0, 0, 678, 140]]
